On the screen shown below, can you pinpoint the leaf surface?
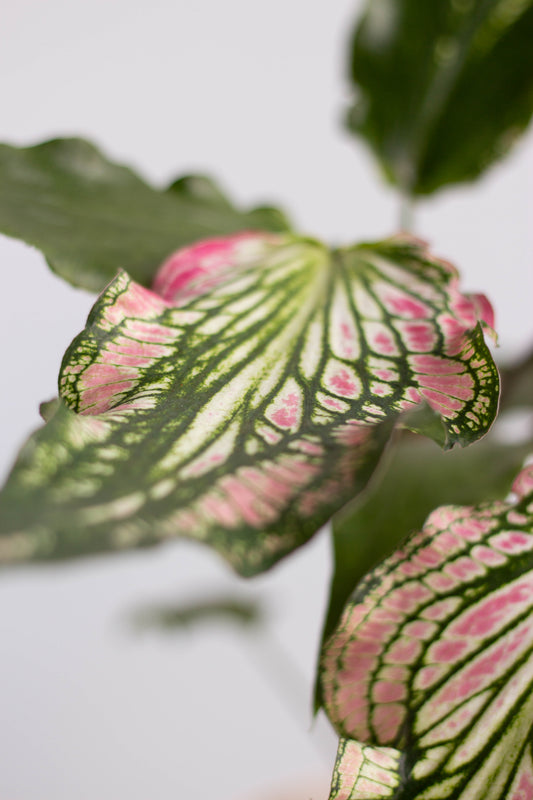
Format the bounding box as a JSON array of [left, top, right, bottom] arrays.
[[0, 138, 289, 292], [0, 234, 498, 574], [321, 462, 533, 799], [347, 0, 533, 194]]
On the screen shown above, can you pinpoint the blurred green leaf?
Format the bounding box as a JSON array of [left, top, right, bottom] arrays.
[[132, 594, 263, 631], [321, 462, 533, 799], [0, 137, 290, 292], [500, 347, 533, 410], [347, 0, 533, 195]]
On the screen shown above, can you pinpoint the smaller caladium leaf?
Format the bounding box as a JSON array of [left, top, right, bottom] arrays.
[[321, 462, 533, 800], [321, 432, 532, 650], [0, 234, 498, 573], [0, 138, 290, 292]]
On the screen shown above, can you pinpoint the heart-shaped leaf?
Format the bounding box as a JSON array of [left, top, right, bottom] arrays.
[[0, 138, 290, 292], [347, 0, 533, 194], [321, 462, 533, 799], [0, 233, 498, 574]]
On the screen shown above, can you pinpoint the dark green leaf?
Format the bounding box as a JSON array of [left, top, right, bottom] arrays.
[[0, 138, 290, 292], [347, 0, 533, 194]]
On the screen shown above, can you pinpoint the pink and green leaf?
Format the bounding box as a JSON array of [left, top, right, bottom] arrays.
[[317, 430, 532, 704], [0, 233, 498, 574], [321, 462, 533, 799]]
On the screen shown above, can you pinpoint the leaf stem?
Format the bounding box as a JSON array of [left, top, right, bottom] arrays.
[[399, 193, 415, 233], [245, 625, 336, 766]]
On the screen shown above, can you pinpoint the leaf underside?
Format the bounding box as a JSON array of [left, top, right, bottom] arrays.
[[321, 462, 533, 800], [0, 138, 289, 292], [348, 0, 533, 194], [0, 234, 498, 575]]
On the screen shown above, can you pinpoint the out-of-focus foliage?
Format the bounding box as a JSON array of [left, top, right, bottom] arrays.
[[0, 138, 289, 292], [347, 0, 533, 195], [500, 348, 533, 410]]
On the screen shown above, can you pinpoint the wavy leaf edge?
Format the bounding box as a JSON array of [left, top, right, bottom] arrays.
[[0, 232, 499, 575]]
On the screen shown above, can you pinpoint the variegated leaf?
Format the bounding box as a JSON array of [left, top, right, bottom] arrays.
[[321, 433, 532, 652], [0, 233, 498, 574], [321, 462, 533, 800], [314, 430, 532, 716]]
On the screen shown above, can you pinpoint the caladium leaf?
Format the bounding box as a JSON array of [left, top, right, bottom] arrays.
[[0, 233, 498, 574], [0, 137, 290, 292], [347, 0, 533, 195], [322, 432, 532, 649], [321, 462, 533, 800]]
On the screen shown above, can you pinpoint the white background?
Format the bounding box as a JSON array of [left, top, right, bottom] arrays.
[[1, 1, 532, 798]]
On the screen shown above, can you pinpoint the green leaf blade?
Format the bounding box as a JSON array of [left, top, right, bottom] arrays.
[[348, 0, 533, 195], [0, 138, 289, 292], [0, 234, 498, 573], [321, 462, 533, 799]]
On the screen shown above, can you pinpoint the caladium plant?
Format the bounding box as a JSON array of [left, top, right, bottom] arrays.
[[1, 0, 533, 798]]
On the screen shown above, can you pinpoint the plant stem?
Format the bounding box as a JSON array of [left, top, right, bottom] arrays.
[[399, 193, 415, 233], [244, 625, 336, 766]]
